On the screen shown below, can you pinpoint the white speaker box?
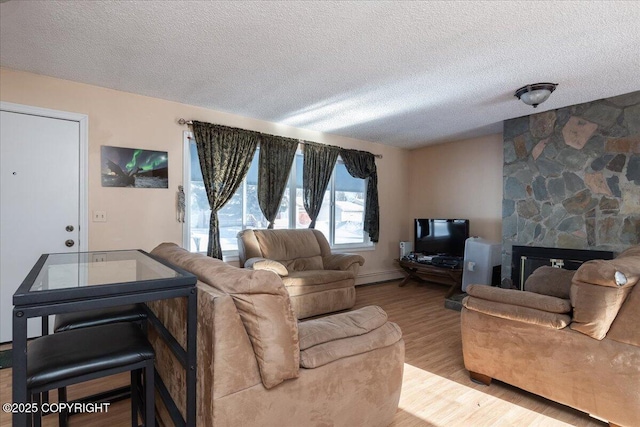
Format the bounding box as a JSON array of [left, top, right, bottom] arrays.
[[462, 237, 501, 292], [399, 241, 413, 259]]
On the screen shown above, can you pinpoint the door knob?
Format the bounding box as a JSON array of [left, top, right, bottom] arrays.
[[65, 239, 75, 247], [66, 225, 74, 232]]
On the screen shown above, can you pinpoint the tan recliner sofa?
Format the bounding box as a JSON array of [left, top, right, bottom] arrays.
[[237, 229, 365, 319], [461, 245, 640, 427], [148, 243, 404, 427]]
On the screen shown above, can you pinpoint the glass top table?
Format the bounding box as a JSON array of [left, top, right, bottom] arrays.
[[12, 249, 198, 427], [13, 250, 194, 306]]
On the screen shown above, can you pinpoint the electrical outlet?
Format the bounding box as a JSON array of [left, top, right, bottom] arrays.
[[93, 211, 107, 222], [91, 253, 107, 262]]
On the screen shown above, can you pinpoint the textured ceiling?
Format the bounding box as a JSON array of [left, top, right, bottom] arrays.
[[1, 1, 639, 149]]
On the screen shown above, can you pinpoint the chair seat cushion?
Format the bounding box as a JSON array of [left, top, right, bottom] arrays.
[[54, 304, 147, 332], [283, 270, 355, 296], [27, 323, 154, 389]]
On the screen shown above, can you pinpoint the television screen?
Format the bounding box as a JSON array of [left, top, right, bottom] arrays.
[[414, 219, 469, 257]]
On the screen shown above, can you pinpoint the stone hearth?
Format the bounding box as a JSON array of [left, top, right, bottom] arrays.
[[501, 90, 640, 286]]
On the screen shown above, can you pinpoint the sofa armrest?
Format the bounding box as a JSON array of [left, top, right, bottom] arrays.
[[569, 252, 640, 340], [466, 284, 571, 313], [463, 284, 572, 330], [463, 296, 571, 329], [244, 257, 289, 276], [298, 310, 402, 368], [300, 322, 402, 369], [322, 253, 365, 272], [298, 305, 388, 349]]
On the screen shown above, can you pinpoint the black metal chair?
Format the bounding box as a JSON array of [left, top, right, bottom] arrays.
[[51, 304, 149, 406], [27, 323, 155, 427]]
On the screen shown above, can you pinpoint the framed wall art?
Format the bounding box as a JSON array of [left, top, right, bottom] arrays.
[[101, 145, 168, 188]]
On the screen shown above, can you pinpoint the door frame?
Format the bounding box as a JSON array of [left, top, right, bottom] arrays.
[[1, 101, 89, 251]]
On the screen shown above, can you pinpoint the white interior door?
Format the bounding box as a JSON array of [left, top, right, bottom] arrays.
[[0, 106, 87, 343]]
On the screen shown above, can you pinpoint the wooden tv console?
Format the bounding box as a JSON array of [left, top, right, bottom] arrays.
[[397, 259, 463, 298]]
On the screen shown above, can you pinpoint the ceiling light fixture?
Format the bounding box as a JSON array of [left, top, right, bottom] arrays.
[[514, 83, 558, 108]]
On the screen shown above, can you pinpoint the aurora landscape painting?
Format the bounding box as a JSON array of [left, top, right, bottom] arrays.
[[101, 145, 168, 188]]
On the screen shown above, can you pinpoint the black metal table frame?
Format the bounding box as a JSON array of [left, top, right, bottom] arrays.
[[12, 250, 197, 427]]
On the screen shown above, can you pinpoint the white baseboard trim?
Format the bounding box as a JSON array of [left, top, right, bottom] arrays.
[[355, 269, 404, 286]]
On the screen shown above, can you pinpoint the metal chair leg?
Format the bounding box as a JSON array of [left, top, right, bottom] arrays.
[[131, 369, 140, 427], [32, 393, 41, 427], [58, 386, 68, 427], [145, 363, 155, 427]]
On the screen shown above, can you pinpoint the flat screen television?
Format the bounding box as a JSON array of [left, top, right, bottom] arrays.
[[414, 219, 470, 257]]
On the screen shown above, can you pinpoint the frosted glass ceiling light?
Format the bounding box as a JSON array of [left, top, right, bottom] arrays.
[[515, 83, 558, 108]]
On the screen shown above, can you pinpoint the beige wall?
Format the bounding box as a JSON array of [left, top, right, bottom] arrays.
[[0, 67, 410, 283], [407, 134, 503, 243]]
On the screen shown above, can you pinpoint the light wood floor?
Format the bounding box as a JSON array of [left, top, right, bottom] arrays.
[[0, 280, 606, 427]]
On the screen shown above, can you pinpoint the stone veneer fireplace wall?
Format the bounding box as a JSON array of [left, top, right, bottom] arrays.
[[501, 90, 640, 286]]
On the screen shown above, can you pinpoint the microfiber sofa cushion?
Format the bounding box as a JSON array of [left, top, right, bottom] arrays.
[[298, 305, 388, 350], [570, 246, 640, 340], [464, 284, 571, 329], [463, 296, 571, 329], [283, 270, 355, 295], [244, 257, 289, 276], [467, 284, 571, 314], [300, 321, 402, 368], [253, 229, 325, 271], [525, 266, 575, 299], [151, 243, 299, 389]]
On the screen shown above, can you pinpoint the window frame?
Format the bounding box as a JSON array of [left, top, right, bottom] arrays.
[[182, 131, 374, 258]]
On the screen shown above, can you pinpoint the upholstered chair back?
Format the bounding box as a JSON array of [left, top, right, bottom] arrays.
[[238, 229, 332, 271]]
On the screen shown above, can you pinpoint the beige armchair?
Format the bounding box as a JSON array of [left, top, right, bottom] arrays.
[[237, 229, 365, 318], [148, 243, 404, 427], [461, 246, 640, 427]]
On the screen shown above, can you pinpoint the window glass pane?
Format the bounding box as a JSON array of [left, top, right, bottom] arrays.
[[245, 156, 268, 229], [273, 183, 290, 229], [189, 141, 264, 253], [295, 155, 308, 228], [315, 190, 331, 238], [295, 155, 330, 233], [188, 140, 209, 253], [188, 141, 369, 252], [295, 187, 330, 236], [295, 187, 309, 229], [334, 161, 366, 245], [217, 186, 243, 252], [217, 151, 265, 250]]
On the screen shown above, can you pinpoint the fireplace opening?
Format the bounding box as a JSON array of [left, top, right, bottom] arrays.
[[511, 246, 614, 290]]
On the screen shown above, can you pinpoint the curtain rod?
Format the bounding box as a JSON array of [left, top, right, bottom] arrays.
[[178, 118, 383, 159]]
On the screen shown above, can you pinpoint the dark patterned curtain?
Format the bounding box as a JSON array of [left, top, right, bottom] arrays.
[[257, 135, 299, 228], [340, 149, 380, 242], [192, 121, 259, 259], [303, 142, 340, 228]]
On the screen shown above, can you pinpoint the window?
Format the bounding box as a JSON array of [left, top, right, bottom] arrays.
[[183, 132, 372, 255]]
